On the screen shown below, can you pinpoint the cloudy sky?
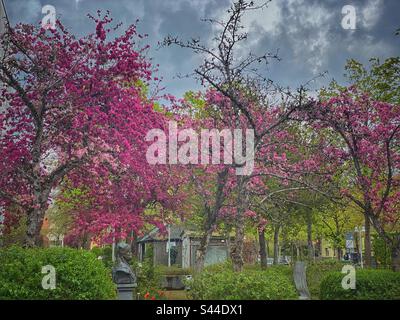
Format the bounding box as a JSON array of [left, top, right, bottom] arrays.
[[3, 0, 400, 98]]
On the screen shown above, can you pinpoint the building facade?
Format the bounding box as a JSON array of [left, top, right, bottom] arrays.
[[137, 226, 230, 268]]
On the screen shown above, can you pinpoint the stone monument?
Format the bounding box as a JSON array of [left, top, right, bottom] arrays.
[[112, 242, 137, 300]]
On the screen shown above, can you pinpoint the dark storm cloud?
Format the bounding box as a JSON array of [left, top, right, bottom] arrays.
[[252, 0, 400, 91], [4, 0, 400, 98]]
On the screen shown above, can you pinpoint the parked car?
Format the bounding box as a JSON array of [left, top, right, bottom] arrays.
[[343, 252, 360, 264], [261, 257, 290, 266], [278, 257, 290, 265]]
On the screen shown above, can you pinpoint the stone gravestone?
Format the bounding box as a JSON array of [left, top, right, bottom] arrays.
[[112, 242, 137, 300], [293, 261, 311, 300]]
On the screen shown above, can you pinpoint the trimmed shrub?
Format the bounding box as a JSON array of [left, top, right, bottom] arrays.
[[307, 259, 346, 299], [320, 269, 400, 300], [188, 262, 297, 300], [91, 246, 113, 269], [0, 246, 116, 300]]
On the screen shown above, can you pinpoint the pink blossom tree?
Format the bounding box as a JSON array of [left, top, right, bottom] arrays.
[[305, 88, 400, 271], [163, 1, 316, 271], [0, 12, 173, 246]]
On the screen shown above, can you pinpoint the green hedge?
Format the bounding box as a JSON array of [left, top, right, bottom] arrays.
[[90, 246, 113, 269], [320, 269, 400, 300], [0, 246, 116, 300], [307, 259, 346, 299], [188, 262, 297, 300]]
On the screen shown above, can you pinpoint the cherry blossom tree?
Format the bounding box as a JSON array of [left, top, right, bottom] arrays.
[[0, 12, 174, 246], [163, 0, 315, 271], [304, 88, 400, 271], [322, 56, 400, 266]]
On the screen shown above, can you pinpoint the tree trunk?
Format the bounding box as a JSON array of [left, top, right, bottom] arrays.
[[130, 232, 138, 258], [226, 232, 231, 255], [24, 118, 46, 248], [306, 211, 313, 261], [364, 213, 372, 267], [337, 247, 342, 260], [231, 212, 245, 272], [24, 207, 46, 247], [258, 228, 268, 269], [231, 178, 248, 272], [195, 168, 228, 272], [390, 235, 400, 272], [391, 245, 400, 272], [291, 243, 295, 262], [368, 211, 400, 272], [83, 236, 91, 250], [273, 224, 280, 265], [195, 225, 213, 273]]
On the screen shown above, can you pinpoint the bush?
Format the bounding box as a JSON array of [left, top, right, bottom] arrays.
[[372, 234, 394, 268], [320, 269, 400, 300], [90, 246, 113, 269], [307, 259, 346, 299], [132, 244, 164, 299], [188, 262, 297, 300], [158, 265, 192, 276], [0, 246, 116, 300]]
